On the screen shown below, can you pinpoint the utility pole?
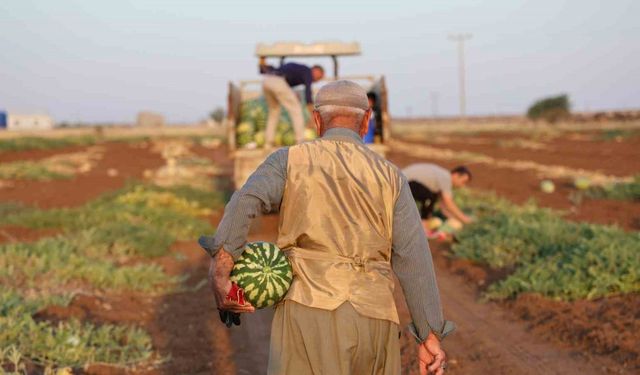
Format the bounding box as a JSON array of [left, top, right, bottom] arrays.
[[448, 33, 472, 119]]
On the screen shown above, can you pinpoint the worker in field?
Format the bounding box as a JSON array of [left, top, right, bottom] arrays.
[[363, 92, 377, 143], [259, 60, 325, 147], [403, 163, 473, 228], [202, 80, 453, 375]]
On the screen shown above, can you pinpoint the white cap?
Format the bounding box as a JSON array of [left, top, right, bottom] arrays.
[[314, 80, 369, 111]]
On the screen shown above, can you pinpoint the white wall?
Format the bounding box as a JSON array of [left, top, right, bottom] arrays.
[[7, 114, 54, 130]]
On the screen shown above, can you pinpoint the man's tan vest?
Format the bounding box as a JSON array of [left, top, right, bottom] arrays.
[[277, 138, 402, 324]]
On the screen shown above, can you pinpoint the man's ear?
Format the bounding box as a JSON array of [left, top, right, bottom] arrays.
[[359, 109, 372, 138], [313, 110, 324, 136]]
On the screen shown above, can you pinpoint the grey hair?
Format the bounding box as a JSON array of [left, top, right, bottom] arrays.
[[316, 105, 366, 126]]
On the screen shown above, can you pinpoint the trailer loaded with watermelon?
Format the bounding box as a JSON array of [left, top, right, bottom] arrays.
[[226, 41, 392, 188]]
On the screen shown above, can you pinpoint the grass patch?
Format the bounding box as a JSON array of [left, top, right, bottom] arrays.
[[586, 175, 640, 201], [0, 136, 97, 153], [0, 148, 103, 181], [0, 237, 174, 294], [0, 183, 222, 293], [595, 129, 640, 141], [2, 184, 221, 256], [0, 202, 28, 218], [0, 161, 72, 181], [0, 183, 222, 297], [0, 287, 153, 369], [0, 182, 225, 370], [452, 189, 640, 301]]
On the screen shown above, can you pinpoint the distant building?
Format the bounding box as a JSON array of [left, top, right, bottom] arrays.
[[6, 113, 54, 130], [136, 111, 165, 127]]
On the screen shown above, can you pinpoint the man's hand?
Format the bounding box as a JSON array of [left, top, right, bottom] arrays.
[[208, 249, 255, 313], [441, 193, 472, 226], [418, 332, 446, 375]]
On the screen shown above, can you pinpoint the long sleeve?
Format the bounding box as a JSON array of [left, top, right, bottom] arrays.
[[198, 148, 288, 260], [391, 176, 455, 341]]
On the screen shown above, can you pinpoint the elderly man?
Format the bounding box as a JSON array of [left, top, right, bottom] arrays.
[[200, 80, 454, 375], [260, 62, 325, 147]]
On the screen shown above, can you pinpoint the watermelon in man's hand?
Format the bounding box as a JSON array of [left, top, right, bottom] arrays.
[[231, 242, 293, 309]]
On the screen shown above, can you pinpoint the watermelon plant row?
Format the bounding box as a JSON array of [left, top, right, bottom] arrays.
[[585, 175, 640, 202], [451, 189, 640, 301], [0, 183, 223, 370], [0, 287, 153, 369], [0, 136, 97, 153]]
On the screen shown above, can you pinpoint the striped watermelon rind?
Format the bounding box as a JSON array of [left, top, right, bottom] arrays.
[[230, 242, 293, 309]]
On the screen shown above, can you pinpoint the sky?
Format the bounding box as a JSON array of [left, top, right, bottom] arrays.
[[1, 0, 639, 123]]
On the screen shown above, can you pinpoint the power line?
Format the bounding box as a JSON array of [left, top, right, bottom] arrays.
[[448, 33, 472, 119]]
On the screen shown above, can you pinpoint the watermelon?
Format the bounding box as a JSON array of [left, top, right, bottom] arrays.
[[236, 122, 254, 147], [304, 128, 317, 141], [440, 218, 463, 234], [254, 131, 265, 147], [574, 177, 591, 190], [230, 242, 293, 309], [277, 121, 291, 133], [282, 131, 296, 146], [274, 132, 284, 146], [237, 121, 253, 134], [540, 180, 555, 193], [425, 217, 443, 230]]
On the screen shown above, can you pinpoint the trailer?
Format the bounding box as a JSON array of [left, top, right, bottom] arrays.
[[227, 41, 391, 189]]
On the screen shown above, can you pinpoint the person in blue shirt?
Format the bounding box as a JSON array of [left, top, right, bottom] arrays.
[[363, 92, 377, 143], [260, 62, 325, 147]]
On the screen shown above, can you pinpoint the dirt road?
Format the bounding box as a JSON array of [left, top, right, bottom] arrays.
[[407, 263, 628, 374]]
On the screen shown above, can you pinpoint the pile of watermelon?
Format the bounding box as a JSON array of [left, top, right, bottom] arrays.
[[236, 97, 316, 148]]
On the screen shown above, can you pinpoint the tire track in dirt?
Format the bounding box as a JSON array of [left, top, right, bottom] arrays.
[[150, 241, 236, 375]]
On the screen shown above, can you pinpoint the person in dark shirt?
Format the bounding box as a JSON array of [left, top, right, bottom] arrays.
[[260, 62, 324, 147]]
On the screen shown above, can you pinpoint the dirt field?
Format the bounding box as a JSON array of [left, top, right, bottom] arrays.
[[1, 125, 638, 374], [388, 128, 640, 231], [402, 130, 640, 177], [0, 142, 165, 208]]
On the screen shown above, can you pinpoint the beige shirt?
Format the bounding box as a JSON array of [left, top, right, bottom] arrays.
[[403, 163, 453, 195]]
